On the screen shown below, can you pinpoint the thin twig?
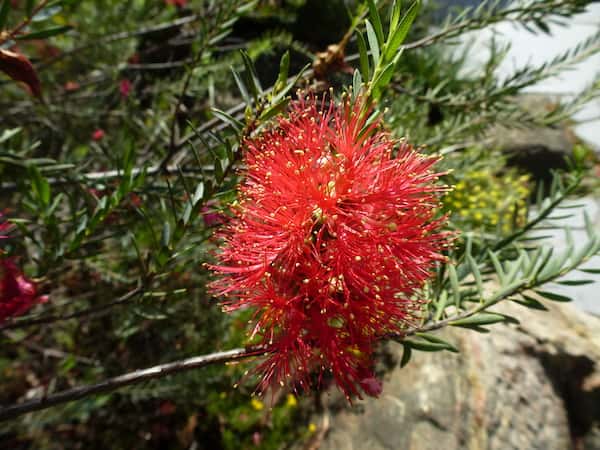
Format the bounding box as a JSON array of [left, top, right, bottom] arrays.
[[0, 286, 143, 331], [0, 346, 267, 421], [2, 0, 51, 43]]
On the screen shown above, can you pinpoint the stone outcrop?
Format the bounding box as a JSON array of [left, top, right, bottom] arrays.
[[304, 301, 600, 450]]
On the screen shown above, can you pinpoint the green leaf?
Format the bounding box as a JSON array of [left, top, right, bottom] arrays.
[[161, 222, 171, 249], [214, 158, 224, 183], [579, 268, 600, 274], [29, 166, 50, 207], [236, 0, 258, 14], [0, 0, 10, 30], [389, 0, 401, 33], [512, 295, 548, 311], [231, 68, 251, 106], [352, 69, 362, 99], [356, 31, 370, 81], [271, 63, 310, 105], [403, 339, 453, 352], [371, 60, 396, 97], [584, 210, 595, 238], [485, 279, 527, 307], [240, 50, 262, 101], [400, 344, 411, 367], [208, 28, 233, 46], [467, 254, 483, 295], [415, 333, 459, 352], [274, 50, 290, 95], [212, 108, 243, 132], [366, 0, 384, 45], [0, 127, 21, 144], [447, 264, 460, 306], [16, 25, 72, 40], [384, 0, 420, 61], [192, 181, 204, 206], [365, 19, 380, 69], [450, 312, 511, 327], [535, 290, 572, 302], [557, 279, 595, 286], [433, 290, 448, 321], [488, 250, 506, 284]]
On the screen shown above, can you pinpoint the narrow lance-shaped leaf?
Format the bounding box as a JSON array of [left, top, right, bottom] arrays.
[[365, 19, 380, 69], [16, 25, 72, 40], [400, 344, 411, 367], [371, 59, 398, 99], [356, 31, 370, 81], [273, 50, 290, 95], [366, 0, 384, 45], [403, 339, 453, 352], [415, 333, 459, 352], [161, 222, 171, 249], [448, 264, 460, 307], [231, 68, 252, 106], [434, 290, 448, 321], [467, 254, 484, 296], [271, 63, 310, 105], [385, 0, 420, 61], [212, 108, 244, 132], [450, 312, 513, 328], [512, 295, 548, 311], [389, 0, 402, 33], [557, 279, 595, 286], [240, 50, 262, 101], [352, 69, 363, 99], [535, 290, 572, 302]]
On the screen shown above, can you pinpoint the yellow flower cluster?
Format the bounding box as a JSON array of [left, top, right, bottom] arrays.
[[444, 169, 530, 234]]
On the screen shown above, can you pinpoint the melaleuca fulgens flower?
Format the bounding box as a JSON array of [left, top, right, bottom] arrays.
[[0, 212, 47, 323], [209, 95, 450, 398], [0, 258, 47, 323]]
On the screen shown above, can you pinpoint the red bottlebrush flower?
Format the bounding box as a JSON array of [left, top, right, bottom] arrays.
[[119, 79, 132, 98], [92, 129, 105, 141], [0, 212, 12, 240], [0, 258, 47, 323], [165, 0, 187, 6], [209, 95, 449, 399]]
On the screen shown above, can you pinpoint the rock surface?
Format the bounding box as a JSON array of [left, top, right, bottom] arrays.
[[304, 301, 600, 450]]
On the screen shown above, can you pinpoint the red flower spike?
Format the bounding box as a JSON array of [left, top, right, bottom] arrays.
[[92, 129, 105, 141], [209, 95, 450, 399], [119, 79, 132, 99], [0, 259, 47, 323], [0, 212, 12, 240]]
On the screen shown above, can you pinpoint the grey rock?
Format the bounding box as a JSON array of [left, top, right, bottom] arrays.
[[486, 94, 578, 183], [306, 301, 600, 450]]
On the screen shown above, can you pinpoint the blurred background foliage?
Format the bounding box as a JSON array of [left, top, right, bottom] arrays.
[[1, 0, 599, 448]]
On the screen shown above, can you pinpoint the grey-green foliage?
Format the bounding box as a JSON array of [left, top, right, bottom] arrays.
[[401, 170, 600, 360]]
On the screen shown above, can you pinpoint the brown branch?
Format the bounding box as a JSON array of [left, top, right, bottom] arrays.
[[2, 0, 51, 43], [0, 345, 267, 422], [0, 286, 143, 331]]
